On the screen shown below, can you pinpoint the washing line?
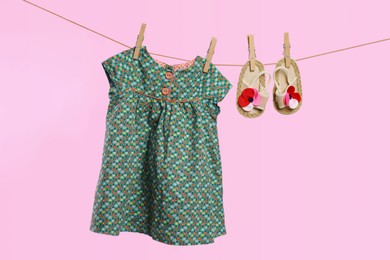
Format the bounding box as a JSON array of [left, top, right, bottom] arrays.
[[22, 0, 390, 67]]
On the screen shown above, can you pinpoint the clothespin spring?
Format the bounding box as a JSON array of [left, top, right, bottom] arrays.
[[282, 43, 291, 56], [248, 47, 257, 59]]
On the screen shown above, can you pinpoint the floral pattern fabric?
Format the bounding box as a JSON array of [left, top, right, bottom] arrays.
[[89, 46, 232, 245]]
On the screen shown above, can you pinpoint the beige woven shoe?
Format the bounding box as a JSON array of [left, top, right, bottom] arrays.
[[236, 60, 271, 118], [273, 58, 302, 115]]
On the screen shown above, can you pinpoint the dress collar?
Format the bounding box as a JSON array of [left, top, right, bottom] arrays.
[[136, 46, 206, 86]]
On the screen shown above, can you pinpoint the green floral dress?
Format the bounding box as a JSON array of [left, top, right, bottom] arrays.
[[89, 46, 232, 246]]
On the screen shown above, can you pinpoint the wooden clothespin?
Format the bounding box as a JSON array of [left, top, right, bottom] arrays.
[[133, 23, 147, 59], [203, 37, 217, 73], [283, 32, 291, 68], [248, 34, 256, 71]]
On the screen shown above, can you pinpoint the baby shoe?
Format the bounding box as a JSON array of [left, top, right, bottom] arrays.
[[236, 60, 271, 118], [273, 59, 303, 114]]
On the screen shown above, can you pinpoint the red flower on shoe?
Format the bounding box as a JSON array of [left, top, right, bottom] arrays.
[[283, 86, 301, 109], [237, 88, 262, 111]]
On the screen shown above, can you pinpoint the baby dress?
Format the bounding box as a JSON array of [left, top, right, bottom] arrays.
[[89, 45, 232, 246]]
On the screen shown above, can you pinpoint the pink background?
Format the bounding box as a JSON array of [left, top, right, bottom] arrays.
[[1, 0, 390, 259]]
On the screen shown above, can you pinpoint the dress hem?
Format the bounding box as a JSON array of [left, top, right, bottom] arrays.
[[89, 225, 227, 246]]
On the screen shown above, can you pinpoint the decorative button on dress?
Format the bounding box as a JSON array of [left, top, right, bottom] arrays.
[[89, 46, 233, 246]]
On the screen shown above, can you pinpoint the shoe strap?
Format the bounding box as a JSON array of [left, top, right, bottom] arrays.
[[273, 66, 297, 94], [242, 70, 272, 90]]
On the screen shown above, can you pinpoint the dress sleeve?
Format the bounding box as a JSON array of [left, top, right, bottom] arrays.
[[102, 60, 117, 102], [101, 50, 133, 102], [204, 63, 233, 103]]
